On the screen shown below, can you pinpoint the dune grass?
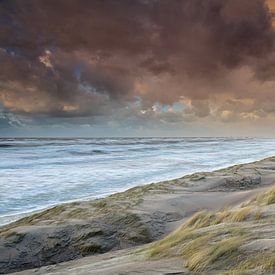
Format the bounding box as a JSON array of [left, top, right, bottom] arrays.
[[227, 253, 275, 274], [145, 185, 275, 273], [146, 223, 249, 272], [183, 236, 247, 272], [180, 205, 252, 230], [146, 227, 196, 257], [229, 206, 251, 222], [247, 186, 275, 206], [261, 187, 275, 205]]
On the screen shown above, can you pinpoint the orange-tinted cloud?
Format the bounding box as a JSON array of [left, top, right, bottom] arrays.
[[0, 0, 275, 129]]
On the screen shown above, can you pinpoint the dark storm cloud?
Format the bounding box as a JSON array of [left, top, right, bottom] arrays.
[[0, 0, 275, 124]]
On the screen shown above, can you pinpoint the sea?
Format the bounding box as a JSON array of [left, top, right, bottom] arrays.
[[1, 137, 275, 225]]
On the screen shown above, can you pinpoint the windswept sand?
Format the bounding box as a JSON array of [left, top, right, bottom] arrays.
[[13, 249, 189, 275], [1, 157, 275, 274]]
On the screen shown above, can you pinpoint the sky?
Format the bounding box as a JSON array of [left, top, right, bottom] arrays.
[[0, 0, 275, 137]]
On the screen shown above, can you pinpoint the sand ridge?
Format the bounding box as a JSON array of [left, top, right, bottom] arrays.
[[1, 157, 275, 274]]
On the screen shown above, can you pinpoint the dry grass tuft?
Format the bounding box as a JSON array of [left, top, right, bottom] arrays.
[[229, 207, 251, 222], [184, 211, 216, 228], [146, 227, 195, 257], [265, 187, 275, 205], [263, 254, 275, 272], [249, 187, 275, 206], [183, 236, 247, 272], [228, 253, 275, 274], [146, 185, 275, 274]]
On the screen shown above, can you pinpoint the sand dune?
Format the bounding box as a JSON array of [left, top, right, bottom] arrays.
[[1, 157, 275, 274]]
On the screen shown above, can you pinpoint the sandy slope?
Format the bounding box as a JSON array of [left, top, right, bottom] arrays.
[[13, 249, 189, 275], [1, 157, 275, 274]]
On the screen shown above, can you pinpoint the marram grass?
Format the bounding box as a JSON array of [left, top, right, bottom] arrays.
[[145, 185, 275, 274], [183, 236, 247, 272]]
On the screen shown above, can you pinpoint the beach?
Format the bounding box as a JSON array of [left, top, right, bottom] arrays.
[[0, 156, 275, 274], [1, 137, 275, 226], [2, 0, 275, 273], [2, 1, 275, 273]]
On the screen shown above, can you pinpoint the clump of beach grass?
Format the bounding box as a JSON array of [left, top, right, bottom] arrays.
[[264, 187, 275, 205], [227, 253, 275, 274], [248, 187, 275, 206], [146, 222, 249, 272], [145, 185, 275, 273], [229, 206, 251, 222], [183, 206, 252, 229], [183, 236, 247, 272], [146, 227, 196, 257], [184, 211, 217, 228]]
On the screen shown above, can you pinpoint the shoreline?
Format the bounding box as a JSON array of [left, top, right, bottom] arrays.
[[1, 154, 274, 227], [1, 156, 275, 274]]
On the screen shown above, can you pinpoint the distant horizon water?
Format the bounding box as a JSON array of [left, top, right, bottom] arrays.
[[1, 137, 275, 225]]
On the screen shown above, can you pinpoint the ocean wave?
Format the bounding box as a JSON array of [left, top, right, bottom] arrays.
[[68, 149, 109, 156], [1, 137, 275, 226], [0, 144, 14, 148], [0, 142, 78, 148]]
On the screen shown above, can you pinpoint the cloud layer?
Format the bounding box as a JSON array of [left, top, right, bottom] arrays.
[[0, 0, 275, 135]]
